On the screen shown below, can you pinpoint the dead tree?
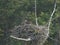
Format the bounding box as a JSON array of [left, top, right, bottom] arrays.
[[10, 0, 56, 45]]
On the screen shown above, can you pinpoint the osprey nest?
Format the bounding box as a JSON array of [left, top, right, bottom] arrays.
[[10, 22, 49, 45]]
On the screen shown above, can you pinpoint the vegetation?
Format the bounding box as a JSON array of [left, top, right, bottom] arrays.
[[0, 0, 60, 45]]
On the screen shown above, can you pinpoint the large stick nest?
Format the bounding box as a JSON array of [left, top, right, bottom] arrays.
[[11, 23, 49, 41]]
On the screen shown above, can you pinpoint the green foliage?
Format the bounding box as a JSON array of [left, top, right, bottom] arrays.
[[0, 0, 60, 45]]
